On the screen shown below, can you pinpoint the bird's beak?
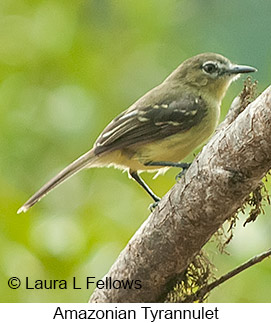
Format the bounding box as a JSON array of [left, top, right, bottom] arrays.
[[228, 64, 257, 74]]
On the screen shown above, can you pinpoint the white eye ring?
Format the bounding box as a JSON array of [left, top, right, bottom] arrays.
[[202, 61, 218, 74]]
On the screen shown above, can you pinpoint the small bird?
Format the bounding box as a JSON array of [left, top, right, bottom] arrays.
[[17, 53, 256, 214]]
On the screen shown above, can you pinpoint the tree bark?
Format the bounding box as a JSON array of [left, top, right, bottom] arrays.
[[89, 85, 271, 303]]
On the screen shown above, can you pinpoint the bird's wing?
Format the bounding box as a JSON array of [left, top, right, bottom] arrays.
[[94, 95, 207, 155]]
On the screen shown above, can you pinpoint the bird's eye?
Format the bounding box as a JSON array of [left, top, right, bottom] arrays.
[[202, 62, 218, 74]]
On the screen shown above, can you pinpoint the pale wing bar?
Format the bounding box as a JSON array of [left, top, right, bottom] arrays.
[[94, 95, 207, 155]]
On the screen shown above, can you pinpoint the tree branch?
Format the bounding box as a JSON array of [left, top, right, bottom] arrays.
[[202, 249, 271, 295], [184, 249, 271, 302], [89, 84, 271, 303]]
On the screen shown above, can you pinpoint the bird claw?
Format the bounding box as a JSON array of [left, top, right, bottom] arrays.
[[149, 200, 160, 211], [175, 163, 192, 181], [175, 169, 186, 181]]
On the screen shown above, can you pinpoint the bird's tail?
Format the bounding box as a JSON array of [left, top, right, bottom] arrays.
[[17, 149, 98, 214]]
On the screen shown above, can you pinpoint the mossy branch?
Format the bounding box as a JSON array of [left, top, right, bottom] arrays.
[[89, 79, 271, 303]]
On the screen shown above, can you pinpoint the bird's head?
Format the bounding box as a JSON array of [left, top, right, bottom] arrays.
[[167, 53, 257, 102]]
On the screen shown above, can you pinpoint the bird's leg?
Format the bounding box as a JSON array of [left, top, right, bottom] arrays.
[[145, 161, 191, 169], [145, 161, 192, 180], [129, 170, 160, 208]]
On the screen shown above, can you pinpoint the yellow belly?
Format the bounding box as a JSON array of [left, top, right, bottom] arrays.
[[96, 102, 220, 172], [134, 106, 219, 169]]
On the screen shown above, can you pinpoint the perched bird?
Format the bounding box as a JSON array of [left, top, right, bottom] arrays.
[[17, 53, 256, 213]]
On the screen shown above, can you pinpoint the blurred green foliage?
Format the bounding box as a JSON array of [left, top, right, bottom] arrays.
[[0, 0, 271, 302]]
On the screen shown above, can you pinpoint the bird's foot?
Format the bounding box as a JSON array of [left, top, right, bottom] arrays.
[[149, 200, 160, 212], [175, 163, 192, 181]]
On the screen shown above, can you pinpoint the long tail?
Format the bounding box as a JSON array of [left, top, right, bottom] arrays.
[[17, 149, 98, 214]]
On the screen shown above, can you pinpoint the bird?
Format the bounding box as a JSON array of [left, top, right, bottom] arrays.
[[17, 53, 256, 214]]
